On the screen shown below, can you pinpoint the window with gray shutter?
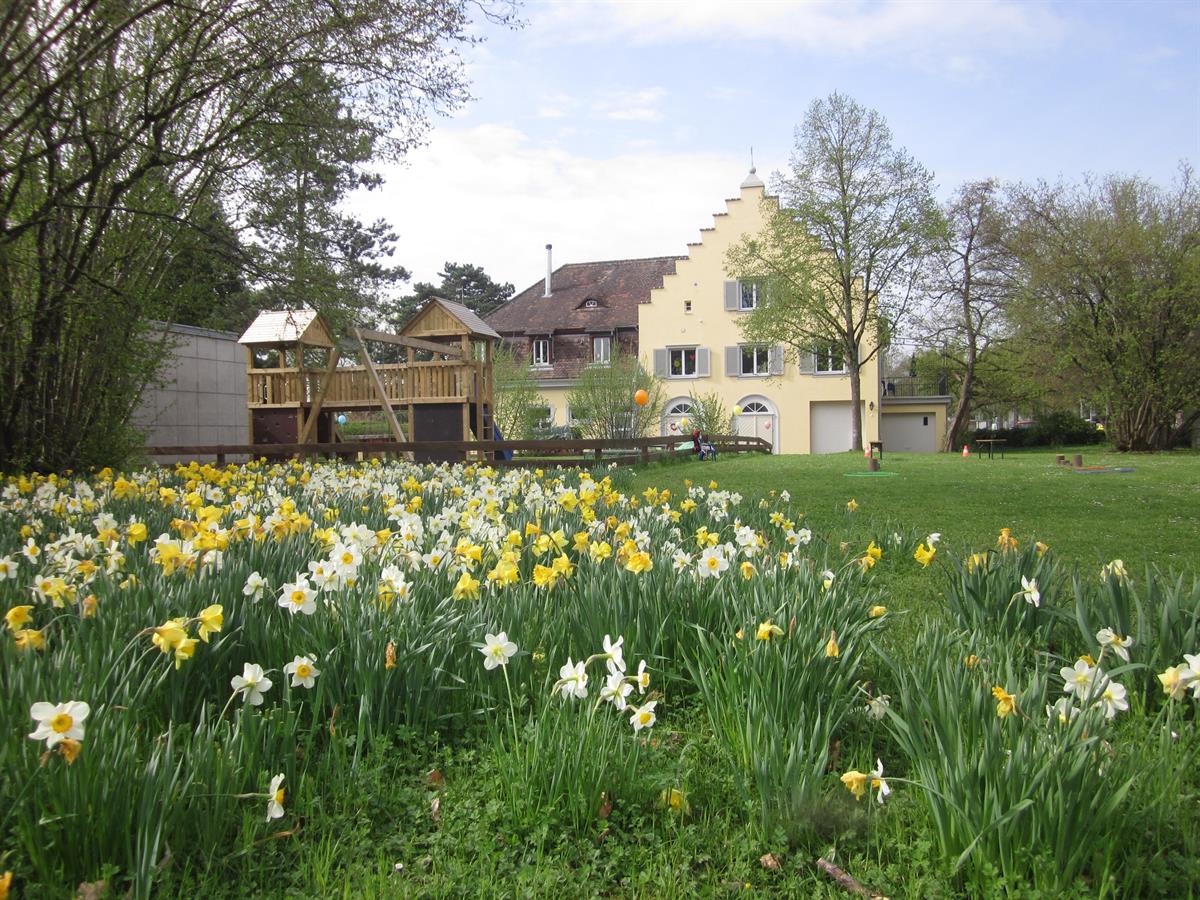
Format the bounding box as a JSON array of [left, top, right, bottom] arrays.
[[725, 346, 740, 377], [723, 281, 739, 311], [798, 350, 816, 374], [696, 347, 710, 377], [769, 345, 785, 376], [653, 348, 668, 377]]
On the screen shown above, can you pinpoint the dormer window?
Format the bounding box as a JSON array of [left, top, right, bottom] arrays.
[[584, 298, 598, 309]]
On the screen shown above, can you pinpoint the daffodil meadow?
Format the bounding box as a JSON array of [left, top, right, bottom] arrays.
[[1, 454, 1198, 897]]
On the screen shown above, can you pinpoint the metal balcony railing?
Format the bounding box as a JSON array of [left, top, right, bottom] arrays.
[[881, 374, 950, 399]]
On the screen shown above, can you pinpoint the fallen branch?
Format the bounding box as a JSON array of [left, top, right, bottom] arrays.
[[815, 857, 887, 899]]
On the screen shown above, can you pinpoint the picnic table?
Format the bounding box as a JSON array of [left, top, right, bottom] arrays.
[[975, 438, 1007, 460]]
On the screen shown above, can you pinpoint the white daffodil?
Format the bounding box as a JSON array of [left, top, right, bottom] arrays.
[[1046, 697, 1079, 725], [1061, 659, 1099, 698], [602, 634, 625, 675], [1185, 654, 1200, 699], [231, 662, 273, 706], [696, 547, 729, 579], [556, 658, 588, 700], [871, 759, 891, 804], [629, 700, 657, 732], [635, 660, 650, 694], [1019, 575, 1040, 607], [822, 570, 835, 591], [1096, 628, 1134, 663], [277, 576, 316, 615], [865, 694, 890, 721], [1094, 680, 1129, 719], [480, 632, 518, 670], [266, 773, 285, 821], [600, 671, 633, 710], [284, 655, 320, 689], [28, 700, 90, 748]]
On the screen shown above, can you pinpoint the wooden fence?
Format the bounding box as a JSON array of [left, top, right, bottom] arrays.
[[143, 434, 772, 467]]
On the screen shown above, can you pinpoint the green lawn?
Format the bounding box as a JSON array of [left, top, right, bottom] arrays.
[[629, 446, 1200, 572]]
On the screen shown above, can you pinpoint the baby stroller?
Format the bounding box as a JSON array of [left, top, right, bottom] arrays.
[[692, 430, 718, 461]]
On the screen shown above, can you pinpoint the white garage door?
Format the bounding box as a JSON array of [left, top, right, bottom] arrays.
[[881, 412, 937, 453], [810, 402, 854, 454]]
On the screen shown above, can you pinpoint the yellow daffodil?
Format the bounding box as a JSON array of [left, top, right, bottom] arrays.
[[913, 543, 936, 567], [868, 605, 887, 618], [624, 551, 653, 574], [173, 637, 198, 669], [385, 640, 397, 670], [151, 618, 188, 653], [756, 620, 784, 641], [14, 629, 45, 651], [452, 571, 480, 600], [5, 605, 34, 632], [840, 769, 868, 800], [1035, 541, 1049, 557], [825, 631, 840, 658], [659, 788, 690, 815], [866, 541, 882, 560], [128, 522, 149, 543], [992, 685, 1017, 719], [996, 528, 1018, 552], [739, 560, 756, 580], [196, 604, 223, 642], [964, 654, 981, 669], [846, 498, 858, 512]]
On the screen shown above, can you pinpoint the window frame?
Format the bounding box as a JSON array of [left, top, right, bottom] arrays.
[[740, 344, 770, 376], [531, 337, 550, 367], [814, 344, 846, 374], [592, 335, 611, 365], [739, 279, 763, 311], [530, 404, 553, 431], [668, 346, 698, 378]]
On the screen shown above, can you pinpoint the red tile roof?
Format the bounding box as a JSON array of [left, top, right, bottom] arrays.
[[486, 256, 681, 335]]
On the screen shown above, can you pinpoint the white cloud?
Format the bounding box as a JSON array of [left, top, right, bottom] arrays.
[[531, 0, 1067, 57], [350, 123, 755, 293], [593, 87, 667, 122]]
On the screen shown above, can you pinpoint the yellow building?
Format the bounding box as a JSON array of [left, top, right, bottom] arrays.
[[488, 170, 950, 453]]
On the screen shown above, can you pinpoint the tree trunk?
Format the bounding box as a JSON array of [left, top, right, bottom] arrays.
[[847, 351, 863, 451], [944, 345, 977, 452]]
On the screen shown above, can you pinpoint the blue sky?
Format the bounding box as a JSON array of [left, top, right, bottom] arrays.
[[356, 0, 1200, 293]]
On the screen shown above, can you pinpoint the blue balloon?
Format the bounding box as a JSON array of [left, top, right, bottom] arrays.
[[336, 414, 347, 425]]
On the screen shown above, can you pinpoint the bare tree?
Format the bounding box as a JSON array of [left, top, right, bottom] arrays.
[[914, 180, 1013, 450], [727, 92, 941, 450]]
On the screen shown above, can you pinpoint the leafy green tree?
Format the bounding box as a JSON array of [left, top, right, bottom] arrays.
[[567, 350, 664, 440], [389, 261, 515, 328], [686, 390, 732, 438], [727, 93, 941, 450], [491, 344, 542, 440], [240, 67, 409, 332], [1003, 170, 1200, 450], [0, 0, 515, 469]]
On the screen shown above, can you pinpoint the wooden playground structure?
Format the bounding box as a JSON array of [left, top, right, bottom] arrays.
[[237, 300, 500, 462]]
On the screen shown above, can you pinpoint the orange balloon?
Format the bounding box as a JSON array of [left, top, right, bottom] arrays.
[[634, 389, 649, 406]]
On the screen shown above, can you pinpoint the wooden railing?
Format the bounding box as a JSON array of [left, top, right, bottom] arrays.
[[247, 360, 489, 407], [144, 434, 772, 466]]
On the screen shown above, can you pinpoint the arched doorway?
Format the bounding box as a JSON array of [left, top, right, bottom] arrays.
[[735, 395, 778, 453], [662, 398, 695, 439]]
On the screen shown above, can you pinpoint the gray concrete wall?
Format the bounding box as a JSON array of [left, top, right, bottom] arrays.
[[132, 323, 248, 461]]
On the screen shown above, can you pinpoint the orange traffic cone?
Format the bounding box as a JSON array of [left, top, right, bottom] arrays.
[[962, 444, 970, 458], [863, 447, 871, 458]]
